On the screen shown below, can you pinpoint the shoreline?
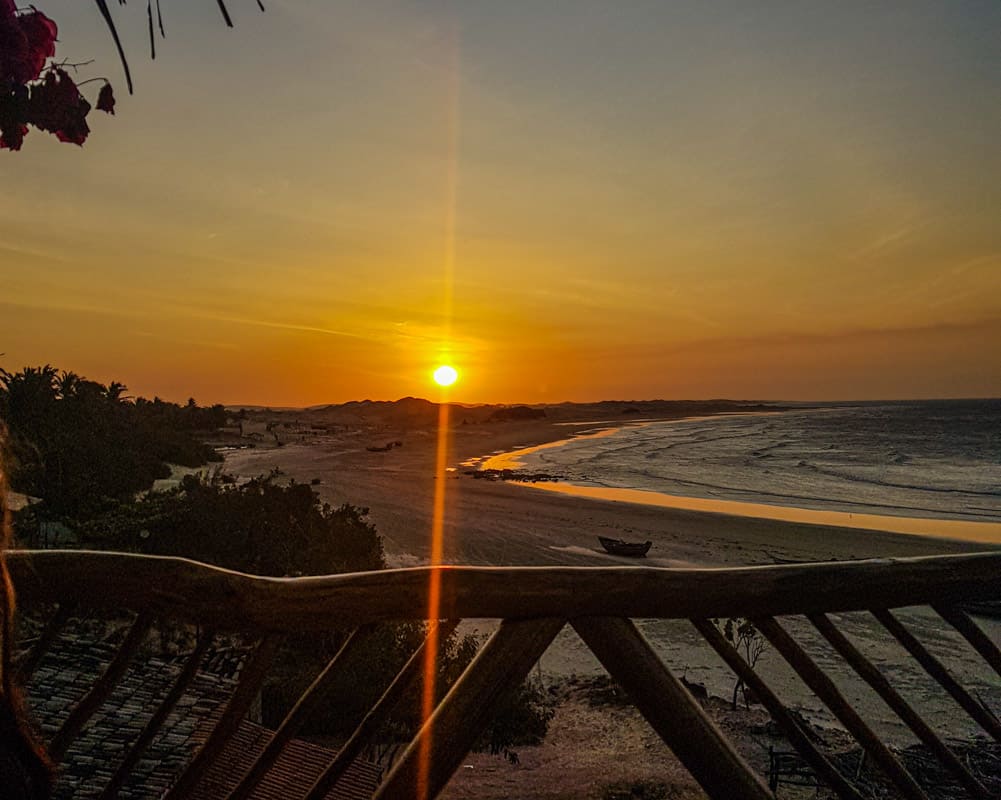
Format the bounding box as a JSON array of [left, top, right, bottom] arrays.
[[222, 411, 998, 570], [220, 412, 1001, 776], [473, 414, 1001, 547]]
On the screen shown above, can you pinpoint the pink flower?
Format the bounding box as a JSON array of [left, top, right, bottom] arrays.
[[0, 7, 58, 85], [26, 68, 91, 146]]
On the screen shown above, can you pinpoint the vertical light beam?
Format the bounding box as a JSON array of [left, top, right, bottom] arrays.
[[417, 20, 461, 800]]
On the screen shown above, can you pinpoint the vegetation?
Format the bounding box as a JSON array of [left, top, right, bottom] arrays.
[[714, 617, 766, 709], [2, 367, 553, 758], [0, 365, 224, 519]]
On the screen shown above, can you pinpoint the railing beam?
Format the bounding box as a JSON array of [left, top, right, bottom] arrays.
[[755, 616, 928, 800], [17, 602, 75, 682], [691, 618, 865, 800], [164, 635, 281, 800], [99, 633, 214, 800], [375, 617, 564, 800], [809, 613, 990, 799], [49, 612, 154, 762], [303, 620, 459, 800], [872, 608, 1001, 743], [933, 604, 1001, 680], [574, 616, 772, 800], [223, 627, 373, 800], [10, 550, 1001, 631]]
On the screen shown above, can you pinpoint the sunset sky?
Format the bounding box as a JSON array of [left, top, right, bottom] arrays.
[[2, 1, 999, 406]]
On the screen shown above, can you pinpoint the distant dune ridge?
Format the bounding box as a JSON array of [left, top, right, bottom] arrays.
[[229, 397, 783, 430]]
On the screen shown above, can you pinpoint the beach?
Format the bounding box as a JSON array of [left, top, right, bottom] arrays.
[[223, 413, 994, 570], [222, 411, 1001, 798]]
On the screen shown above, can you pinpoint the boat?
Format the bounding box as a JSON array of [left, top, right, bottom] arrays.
[[598, 536, 652, 557]]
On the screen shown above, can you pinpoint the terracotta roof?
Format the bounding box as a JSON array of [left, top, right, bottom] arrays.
[[188, 718, 380, 800]]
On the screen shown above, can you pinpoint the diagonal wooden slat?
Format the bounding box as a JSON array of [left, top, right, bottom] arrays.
[[164, 635, 281, 800], [375, 617, 565, 800], [754, 616, 928, 800], [303, 619, 459, 800], [933, 604, 1001, 680], [98, 632, 215, 800], [18, 602, 75, 682], [49, 612, 154, 762], [691, 618, 865, 800], [223, 627, 374, 800], [574, 616, 771, 800], [809, 613, 990, 799], [872, 608, 1001, 743]]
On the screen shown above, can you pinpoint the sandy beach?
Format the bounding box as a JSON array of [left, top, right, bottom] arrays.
[[223, 414, 993, 570], [222, 412, 1001, 799]]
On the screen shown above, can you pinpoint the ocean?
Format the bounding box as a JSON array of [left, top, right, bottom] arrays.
[[490, 399, 1001, 742], [487, 399, 1001, 540]]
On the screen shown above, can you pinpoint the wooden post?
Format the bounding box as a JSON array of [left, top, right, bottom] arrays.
[[303, 620, 459, 800], [754, 616, 928, 800], [691, 618, 865, 800], [164, 635, 280, 800], [99, 633, 214, 799], [375, 617, 565, 800], [49, 613, 153, 762], [223, 627, 373, 800], [17, 602, 74, 682], [809, 613, 990, 799], [574, 616, 772, 800], [872, 608, 1001, 743], [933, 604, 1001, 680]]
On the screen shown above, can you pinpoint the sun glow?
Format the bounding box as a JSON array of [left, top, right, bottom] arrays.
[[433, 365, 458, 387]]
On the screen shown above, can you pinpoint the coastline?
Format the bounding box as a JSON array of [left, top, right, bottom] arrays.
[[222, 411, 998, 569], [475, 413, 1001, 547], [221, 411, 1001, 794]]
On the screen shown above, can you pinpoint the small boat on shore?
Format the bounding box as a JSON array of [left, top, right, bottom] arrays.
[[598, 536, 652, 557]]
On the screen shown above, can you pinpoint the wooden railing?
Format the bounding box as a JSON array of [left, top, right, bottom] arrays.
[[8, 549, 1001, 799]]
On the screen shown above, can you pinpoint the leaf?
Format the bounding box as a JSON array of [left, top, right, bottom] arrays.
[[215, 0, 234, 27], [92, 0, 133, 93], [96, 83, 115, 114]]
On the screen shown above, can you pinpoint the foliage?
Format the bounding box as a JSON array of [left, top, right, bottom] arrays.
[[0, 365, 225, 520], [75, 471, 384, 576], [714, 617, 766, 709], [0, 0, 114, 150], [73, 473, 550, 757]]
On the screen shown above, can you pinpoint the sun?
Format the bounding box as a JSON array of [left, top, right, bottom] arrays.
[[433, 365, 459, 387]]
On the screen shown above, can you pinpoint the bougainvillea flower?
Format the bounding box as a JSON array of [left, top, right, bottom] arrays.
[[96, 83, 115, 114], [0, 82, 29, 150], [26, 68, 91, 146], [19, 10, 58, 78], [0, 7, 58, 85]]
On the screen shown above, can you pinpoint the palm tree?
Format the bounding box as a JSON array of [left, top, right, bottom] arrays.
[[105, 381, 130, 403], [91, 0, 263, 94]]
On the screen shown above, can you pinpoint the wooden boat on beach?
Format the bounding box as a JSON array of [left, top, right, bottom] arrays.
[[598, 536, 652, 557]]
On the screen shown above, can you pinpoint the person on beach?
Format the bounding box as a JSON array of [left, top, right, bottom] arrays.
[[0, 430, 54, 798]]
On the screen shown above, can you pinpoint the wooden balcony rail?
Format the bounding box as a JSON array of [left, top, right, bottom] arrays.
[[8, 549, 1001, 800]]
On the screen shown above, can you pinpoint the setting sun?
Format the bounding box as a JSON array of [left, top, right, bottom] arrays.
[[433, 365, 459, 387]]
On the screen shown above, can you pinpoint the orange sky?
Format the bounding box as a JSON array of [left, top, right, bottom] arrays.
[[1, 2, 999, 405]]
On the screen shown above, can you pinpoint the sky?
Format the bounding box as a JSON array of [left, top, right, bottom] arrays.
[[1, 1, 999, 406]]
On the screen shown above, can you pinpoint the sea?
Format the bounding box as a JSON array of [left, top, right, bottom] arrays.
[[489, 399, 1001, 539], [489, 399, 1001, 743]]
